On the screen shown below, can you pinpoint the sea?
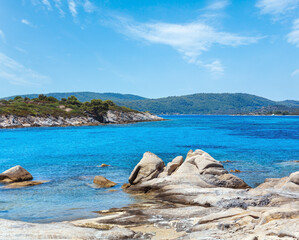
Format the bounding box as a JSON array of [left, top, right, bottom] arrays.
[[0, 115, 298, 223]]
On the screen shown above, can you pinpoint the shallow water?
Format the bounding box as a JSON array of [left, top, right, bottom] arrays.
[[0, 115, 298, 223]]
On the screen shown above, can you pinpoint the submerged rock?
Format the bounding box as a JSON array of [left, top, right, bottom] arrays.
[[3, 180, 48, 189], [93, 176, 116, 188], [100, 164, 110, 167], [0, 165, 33, 183]]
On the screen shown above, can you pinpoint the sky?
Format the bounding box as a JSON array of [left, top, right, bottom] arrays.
[[0, 0, 299, 100]]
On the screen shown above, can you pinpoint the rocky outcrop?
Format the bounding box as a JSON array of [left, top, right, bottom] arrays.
[[0, 110, 163, 129], [0, 165, 47, 189], [70, 151, 299, 240], [0, 165, 33, 183], [0, 151, 298, 239], [103, 110, 162, 123], [93, 176, 116, 188], [125, 149, 249, 195]]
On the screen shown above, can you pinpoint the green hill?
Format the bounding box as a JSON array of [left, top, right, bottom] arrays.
[[2, 92, 299, 115], [0, 95, 136, 119], [4, 92, 146, 103]]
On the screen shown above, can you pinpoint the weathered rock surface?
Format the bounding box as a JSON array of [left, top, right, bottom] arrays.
[[0, 165, 33, 183], [0, 150, 298, 239], [126, 149, 249, 195], [2, 180, 48, 189], [0, 110, 163, 128], [100, 163, 110, 167], [93, 176, 117, 188], [128, 152, 165, 185]]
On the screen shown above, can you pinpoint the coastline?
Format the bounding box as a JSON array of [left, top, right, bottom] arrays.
[[0, 149, 298, 239], [0, 111, 164, 129]]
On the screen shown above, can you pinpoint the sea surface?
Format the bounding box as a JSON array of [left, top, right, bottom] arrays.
[[0, 115, 298, 223]]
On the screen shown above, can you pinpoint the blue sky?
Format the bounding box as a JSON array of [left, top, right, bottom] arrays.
[[0, 0, 298, 100]]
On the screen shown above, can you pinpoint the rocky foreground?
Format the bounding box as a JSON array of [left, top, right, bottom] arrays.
[[0, 110, 162, 128], [0, 150, 298, 239]]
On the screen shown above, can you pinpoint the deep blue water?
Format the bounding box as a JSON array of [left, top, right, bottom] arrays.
[[0, 115, 298, 223]]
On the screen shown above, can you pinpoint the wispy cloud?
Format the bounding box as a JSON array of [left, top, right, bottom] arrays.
[[291, 68, 299, 77], [0, 53, 50, 86], [41, 0, 52, 10], [205, 0, 230, 11], [68, 0, 77, 17], [0, 30, 5, 43], [53, 0, 65, 16], [202, 60, 224, 77], [111, 17, 260, 75], [21, 19, 31, 25], [83, 0, 95, 13], [287, 18, 299, 47], [256, 0, 299, 15]]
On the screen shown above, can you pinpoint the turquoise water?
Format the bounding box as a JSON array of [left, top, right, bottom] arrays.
[[0, 115, 298, 223]]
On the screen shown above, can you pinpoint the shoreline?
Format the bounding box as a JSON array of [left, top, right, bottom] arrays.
[[0, 118, 166, 130], [0, 150, 298, 239], [0, 111, 165, 129]]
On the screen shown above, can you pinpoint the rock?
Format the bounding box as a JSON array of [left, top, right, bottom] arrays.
[[96, 227, 136, 239], [164, 156, 184, 175], [121, 183, 131, 189], [100, 164, 110, 167], [128, 152, 165, 185], [289, 171, 299, 185], [124, 150, 249, 196], [0, 165, 33, 182], [159, 156, 184, 177], [93, 176, 116, 188], [3, 180, 48, 189], [230, 169, 241, 173]]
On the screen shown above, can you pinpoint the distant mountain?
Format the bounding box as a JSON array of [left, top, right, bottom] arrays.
[[278, 100, 299, 108], [2, 92, 299, 115], [3, 92, 146, 103]]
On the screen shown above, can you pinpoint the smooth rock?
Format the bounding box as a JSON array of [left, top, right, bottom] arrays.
[[3, 180, 48, 189], [93, 176, 116, 188], [128, 152, 165, 185], [100, 164, 110, 167], [0, 165, 33, 182], [289, 171, 299, 185]]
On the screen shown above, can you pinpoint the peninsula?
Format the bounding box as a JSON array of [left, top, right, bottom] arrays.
[[0, 95, 162, 128]]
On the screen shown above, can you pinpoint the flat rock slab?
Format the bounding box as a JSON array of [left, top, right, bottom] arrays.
[[2, 180, 48, 189]]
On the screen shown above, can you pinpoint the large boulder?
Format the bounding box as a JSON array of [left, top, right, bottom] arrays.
[[289, 171, 299, 185], [93, 176, 116, 188], [125, 149, 249, 194], [0, 165, 33, 183], [129, 152, 165, 185]]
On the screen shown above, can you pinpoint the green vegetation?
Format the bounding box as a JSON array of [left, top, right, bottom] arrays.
[[3, 92, 146, 103], [0, 95, 137, 118], [2, 92, 299, 115]]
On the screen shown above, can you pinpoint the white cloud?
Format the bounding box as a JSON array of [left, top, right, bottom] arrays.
[[0, 30, 5, 43], [53, 0, 65, 16], [256, 0, 299, 15], [206, 0, 230, 10], [83, 0, 95, 13], [42, 0, 52, 10], [21, 19, 32, 26], [68, 0, 77, 17], [291, 68, 299, 77], [202, 60, 224, 76], [113, 17, 260, 74], [287, 18, 299, 47], [0, 53, 50, 86]]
